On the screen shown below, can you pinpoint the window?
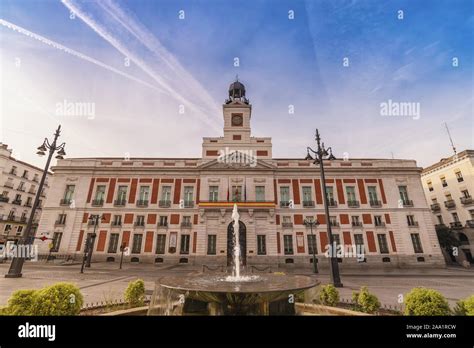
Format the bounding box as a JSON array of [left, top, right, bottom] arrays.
[[346, 186, 356, 201], [374, 215, 383, 226], [440, 177, 448, 187], [108, 234, 119, 253], [161, 186, 171, 201], [25, 197, 32, 206], [326, 186, 334, 201], [138, 186, 150, 202], [135, 215, 145, 226], [22, 170, 28, 179], [10, 166, 17, 175], [155, 234, 166, 254], [452, 212, 460, 222], [182, 216, 191, 226], [427, 181, 434, 192], [17, 226, 23, 235], [180, 234, 190, 254], [207, 235, 217, 255], [51, 232, 63, 252], [33, 174, 39, 182], [280, 186, 290, 202], [307, 234, 317, 255], [56, 213, 67, 225], [332, 234, 341, 246], [112, 215, 122, 226], [411, 234, 423, 253], [4, 224, 11, 232], [283, 235, 293, 255], [302, 186, 312, 202], [436, 215, 443, 224], [377, 234, 389, 254], [8, 210, 15, 219], [132, 234, 143, 253], [354, 234, 364, 250], [231, 186, 242, 202], [398, 186, 410, 203], [407, 215, 417, 226], [117, 186, 128, 201], [18, 182, 25, 191], [368, 186, 378, 202], [462, 189, 470, 198], [95, 185, 106, 201], [282, 216, 292, 224], [257, 235, 266, 255], [351, 215, 361, 226], [255, 186, 265, 202], [455, 171, 464, 183], [209, 186, 219, 202], [63, 185, 75, 202], [184, 186, 194, 205], [329, 216, 338, 226], [159, 216, 168, 226]]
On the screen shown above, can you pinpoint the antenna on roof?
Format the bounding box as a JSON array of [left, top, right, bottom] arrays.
[[444, 122, 457, 155]]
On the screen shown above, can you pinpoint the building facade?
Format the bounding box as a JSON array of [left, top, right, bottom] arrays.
[[0, 143, 50, 245], [421, 150, 474, 264], [34, 81, 444, 269]]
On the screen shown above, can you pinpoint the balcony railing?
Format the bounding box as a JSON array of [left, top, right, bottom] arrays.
[[403, 199, 413, 207], [450, 221, 463, 229], [408, 221, 419, 227], [114, 198, 126, 206], [460, 196, 473, 205], [444, 200, 456, 209], [181, 222, 192, 228], [352, 222, 363, 227], [280, 201, 291, 208], [91, 199, 104, 206], [281, 222, 293, 228], [88, 220, 98, 226], [466, 220, 474, 228], [134, 221, 145, 227], [375, 222, 386, 227], [54, 220, 66, 226], [24, 202, 32, 207], [17, 187, 25, 192], [430, 203, 441, 212], [159, 200, 171, 208], [183, 201, 194, 208], [12, 200, 22, 205], [347, 200, 360, 208], [302, 200, 315, 208], [136, 199, 149, 207], [0, 196, 9, 203], [4, 183, 14, 189], [369, 200, 382, 207], [60, 198, 72, 206], [158, 222, 168, 227], [329, 221, 340, 227], [327, 199, 337, 207], [111, 221, 122, 227]]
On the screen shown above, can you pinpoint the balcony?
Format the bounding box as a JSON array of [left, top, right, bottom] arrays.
[[369, 200, 382, 207], [430, 203, 441, 212], [60, 198, 72, 206], [444, 200, 456, 209], [88, 220, 98, 226], [375, 222, 386, 228], [24, 202, 32, 208], [111, 221, 122, 227], [0, 195, 9, 203], [460, 196, 473, 205], [136, 199, 149, 207], [114, 198, 127, 206], [91, 199, 104, 207], [408, 221, 419, 227], [54, 220, 66, 227], [329, 221, 340, 227], [183, 201, 194, 208], [157, 222, 168, 227], [280, 201, 291, 208], [17, 187, 25, 192], [450, 221, 463, 230], [159, 200, 171, 208], [4, 183, 14, 189], [12, 199, 22, 206], [402, 200, 413, 207], [466, 220, 474, 228], [352, 222, 363, 227], [302, 200, 315, 208], [134, 222, 145, 228], [181, 222, 192, 228], [281, 222, 293, 228], [327, 199, 338, 207], [347, 200, 360, 208]]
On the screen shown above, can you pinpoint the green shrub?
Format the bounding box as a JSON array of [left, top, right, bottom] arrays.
[[352, 287, 381, 314], [319, 284, 340, 307], [124, 279, 145, 307], [7, 289, 38, 315], [0, 306, 11, 316], [31, 283, 83, 316], [453, 295, 474, 316], [404, 287, 451, 316]]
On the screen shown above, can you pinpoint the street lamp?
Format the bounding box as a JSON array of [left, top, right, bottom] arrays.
[[80, 214, 104, 273], [305, 129, 343, 287], [304, 217, 319, 273], [6, 125, 66, 278]]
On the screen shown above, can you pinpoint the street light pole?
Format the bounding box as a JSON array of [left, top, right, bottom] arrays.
[[304, 218, 319, 274], [86, 214, 102, 268], [305, 129, 343, 287], [5, 125, 66, 278]]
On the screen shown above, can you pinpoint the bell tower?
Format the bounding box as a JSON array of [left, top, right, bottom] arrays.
[[223, 77, 252, 143]]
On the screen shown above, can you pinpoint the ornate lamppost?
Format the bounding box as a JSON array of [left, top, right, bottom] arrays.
[[304, 217, 319, 273]]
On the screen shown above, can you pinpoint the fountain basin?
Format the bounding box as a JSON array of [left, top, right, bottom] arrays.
[[148, 273, 319, 316]]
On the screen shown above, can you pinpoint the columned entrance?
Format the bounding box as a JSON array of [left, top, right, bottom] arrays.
[[227, 221, 247, 266]]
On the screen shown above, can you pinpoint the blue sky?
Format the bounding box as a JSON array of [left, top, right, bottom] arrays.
[[1, 0, 472, 168]]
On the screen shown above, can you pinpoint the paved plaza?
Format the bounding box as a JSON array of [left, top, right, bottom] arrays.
[[0, 261, 473, 309]]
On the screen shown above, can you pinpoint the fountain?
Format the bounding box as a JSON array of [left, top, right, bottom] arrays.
[[148, 204, 319, 315]]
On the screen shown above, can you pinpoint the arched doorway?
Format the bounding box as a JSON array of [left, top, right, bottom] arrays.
[[227, 221, 247, 266]]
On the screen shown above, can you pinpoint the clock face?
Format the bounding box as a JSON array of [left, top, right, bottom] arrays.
[[232, 115, 243, 126]]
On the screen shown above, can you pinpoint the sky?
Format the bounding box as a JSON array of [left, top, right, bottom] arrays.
[[0, 0, 473, 169]]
